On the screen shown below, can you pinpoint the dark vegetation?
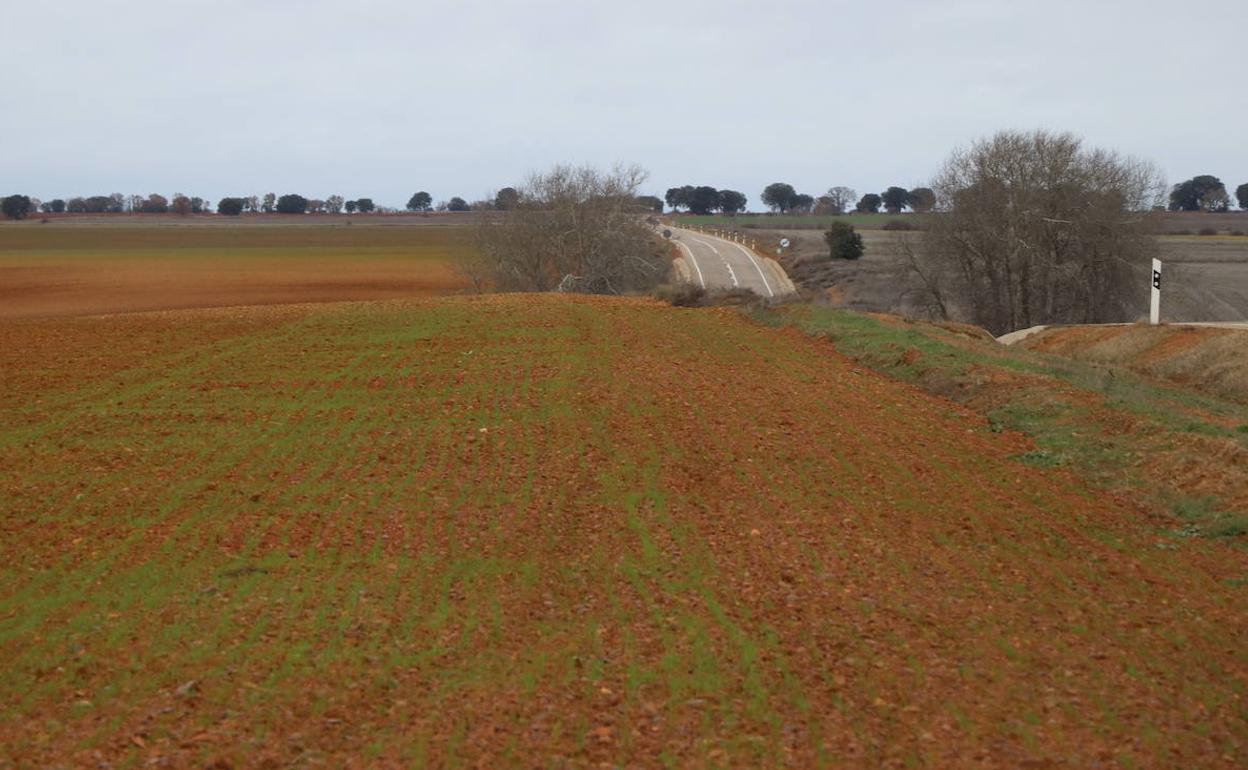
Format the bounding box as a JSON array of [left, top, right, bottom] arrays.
[[823, 221, 864, 260], [664, 185, 749, 215]]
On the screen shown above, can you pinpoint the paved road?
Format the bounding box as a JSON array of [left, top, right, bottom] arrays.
[[673, 228, 792, 298]]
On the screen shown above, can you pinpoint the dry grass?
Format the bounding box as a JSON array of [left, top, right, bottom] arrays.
[[1024, 324, 1248, 404]]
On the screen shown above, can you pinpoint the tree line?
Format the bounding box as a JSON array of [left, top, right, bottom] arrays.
[[758, 183, 937, 215], [662, 186, 749, 215], [0, 190, 485, 219], [1167, 176, 1248, 213]]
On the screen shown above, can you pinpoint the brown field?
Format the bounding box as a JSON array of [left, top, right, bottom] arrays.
[[1158, 210, 1248, 235], [0, 222, 475, 320], [1, 294, 1244, 767], [766, 229, 1248, 324]]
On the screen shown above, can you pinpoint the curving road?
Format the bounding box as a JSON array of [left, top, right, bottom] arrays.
[[672, 228, 795, 298]]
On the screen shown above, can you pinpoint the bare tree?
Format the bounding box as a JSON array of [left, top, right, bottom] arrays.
[[170, 194, 192, 216], [469, 164, 669, 294], [325, 195, 344, 214], [825, 186, 857, 214], [910, 129, 1165, 335]]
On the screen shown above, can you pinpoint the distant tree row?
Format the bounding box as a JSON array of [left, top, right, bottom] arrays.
[[0, 192, 211, 219], [1168, 175, 1248, 212], [759, 183, 936, 215], [0, 191, 416, 219], [216, 194, 378, 216], [664, 186, 749, 215]]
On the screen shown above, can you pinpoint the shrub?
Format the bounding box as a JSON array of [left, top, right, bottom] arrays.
[[1198, 227, 1218, 236], [824, 220, 864, 260], [654, 283, 706, 307], [1230, 230, 1244, 237]]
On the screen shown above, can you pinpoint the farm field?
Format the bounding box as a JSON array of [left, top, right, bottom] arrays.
[[674, 211, 1248, 235], [2, 295, 1244, 767], [756, 228, 1248, 324], [674, 213, 924, 230], [0, 224, 475, 319]]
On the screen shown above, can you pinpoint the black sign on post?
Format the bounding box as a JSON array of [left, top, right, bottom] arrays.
[[1153, 270, 1162, 290]]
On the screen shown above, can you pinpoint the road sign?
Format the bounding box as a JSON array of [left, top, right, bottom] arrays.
[[779, 238, 790, 248], [1150, 258, 1162, 325]]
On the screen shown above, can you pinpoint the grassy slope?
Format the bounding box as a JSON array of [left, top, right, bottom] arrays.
[[760, 305, 1248, 539], [1, 296, 1244, 767], [1019, 324, 1248, 406]]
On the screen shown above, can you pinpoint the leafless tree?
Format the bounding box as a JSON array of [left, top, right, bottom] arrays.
[[325, 195, 344, 214], [825, 186, 857, 214], [468, 164, 669, 294], [171, 193, 192, 216], [908, 129, 1165, 335]]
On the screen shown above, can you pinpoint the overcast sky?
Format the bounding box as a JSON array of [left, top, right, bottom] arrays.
[[3, 0, 1245, 209]]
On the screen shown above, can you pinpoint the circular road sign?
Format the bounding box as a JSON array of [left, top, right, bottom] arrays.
[[779, 238, 791, 248]]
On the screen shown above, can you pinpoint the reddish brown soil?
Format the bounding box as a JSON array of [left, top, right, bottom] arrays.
[[0, 224, 473, 320], [0, 259, 468, 320], [1, 296, 1244, 768]]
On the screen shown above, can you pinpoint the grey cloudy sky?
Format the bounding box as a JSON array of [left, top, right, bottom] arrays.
[[4, 0, 1245, 209]]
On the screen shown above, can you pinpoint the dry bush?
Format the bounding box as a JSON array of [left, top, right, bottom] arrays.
[[469, 164, 668, 295], [654, 282, 707, 307], [909, 129, 1166, 335]]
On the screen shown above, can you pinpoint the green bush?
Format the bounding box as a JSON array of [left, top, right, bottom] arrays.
[[824, 221, 864, 260]]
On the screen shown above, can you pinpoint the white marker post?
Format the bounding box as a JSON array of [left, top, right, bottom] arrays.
[[1150, 258, 1162, 325]]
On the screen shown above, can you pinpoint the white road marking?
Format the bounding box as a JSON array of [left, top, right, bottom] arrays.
[[689, 236, 741, 286], [730, 242, 775, 298], [688, 230, 779, 298], [675, 240, 706, 288], [689, 236, 719, 255]]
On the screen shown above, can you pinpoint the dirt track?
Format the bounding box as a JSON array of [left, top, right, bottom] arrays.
[[1, 296, 1244, 767]]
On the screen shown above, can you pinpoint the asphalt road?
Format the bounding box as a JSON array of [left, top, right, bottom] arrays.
[[673, 228, 790, 298]]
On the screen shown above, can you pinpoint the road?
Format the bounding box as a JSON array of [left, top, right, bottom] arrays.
[[672, 228, 795, 298]]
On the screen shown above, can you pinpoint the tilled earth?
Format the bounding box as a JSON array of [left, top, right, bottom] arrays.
[[0, 296, 1244, 768]]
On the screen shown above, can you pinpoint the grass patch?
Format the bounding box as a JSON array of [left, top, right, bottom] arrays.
[[758, 305, 1248, 536], [1172, 496, 1248, 541]]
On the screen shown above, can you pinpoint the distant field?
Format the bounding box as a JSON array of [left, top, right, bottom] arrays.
[[0, 223, 475, 319], [1, 295, 1243, 766], [1158, 210, 1248, 234], [674, 213, 923, 230], [676, 210, 1248, 234], [750, 226, 1248, 323]]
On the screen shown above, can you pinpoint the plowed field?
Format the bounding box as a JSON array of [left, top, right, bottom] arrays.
[[1, 296, 1244, 768], [0, 224, 473, 320]]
